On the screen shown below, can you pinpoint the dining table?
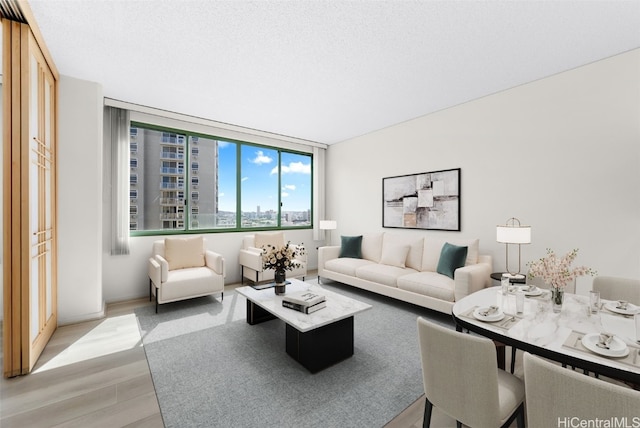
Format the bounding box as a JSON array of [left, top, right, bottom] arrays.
[[452, 286, 640, 386]]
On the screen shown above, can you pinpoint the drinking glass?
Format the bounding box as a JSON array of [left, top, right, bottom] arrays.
[[515, 290, 525, 314], [589, 290, 600, 315], [501, 274, 510, 296]]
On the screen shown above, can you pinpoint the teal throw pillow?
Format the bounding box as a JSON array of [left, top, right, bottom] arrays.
[[436, 242, 468, 279], [339, 235, 363, 259]]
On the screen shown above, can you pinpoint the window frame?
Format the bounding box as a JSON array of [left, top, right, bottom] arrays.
[[129, 121, 313, 236]]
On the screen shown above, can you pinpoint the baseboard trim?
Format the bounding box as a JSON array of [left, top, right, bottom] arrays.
[[57, 300, 106, 326]]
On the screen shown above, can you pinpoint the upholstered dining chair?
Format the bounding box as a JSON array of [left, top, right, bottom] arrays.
[[148, 236, 225, 313], [593, 276, 640, 305], [416, 317, 525, 428], [523, 352, 640, 426]]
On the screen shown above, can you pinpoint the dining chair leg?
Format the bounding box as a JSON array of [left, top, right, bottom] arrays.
[[511, 347, 517, 373], [456, 421, 462, 428], [516, 403, 525, 428], [423, 398, 433, 428]]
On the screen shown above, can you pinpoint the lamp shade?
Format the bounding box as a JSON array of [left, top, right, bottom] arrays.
[[319, 220, 337, 230], [496, 225, 531, 244]]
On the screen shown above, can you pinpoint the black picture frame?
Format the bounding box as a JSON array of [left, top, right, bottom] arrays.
[[382, 168, 460, 231]]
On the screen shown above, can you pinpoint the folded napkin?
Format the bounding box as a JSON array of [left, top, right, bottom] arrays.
[[480, 305, 499, 316]]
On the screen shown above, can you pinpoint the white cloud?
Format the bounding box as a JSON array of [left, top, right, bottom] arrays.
[[250, 150, 273, 165], [281, 192, 289, 198], [283, 184, 296, 191], [241, 177, 249, 182], [271, 161, 311, 175], [281, 161, 311, 174]]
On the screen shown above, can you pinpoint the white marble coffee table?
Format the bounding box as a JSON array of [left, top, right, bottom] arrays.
[[236, 278, 372, 372]]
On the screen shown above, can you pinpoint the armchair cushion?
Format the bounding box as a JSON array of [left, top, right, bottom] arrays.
[[164, 236, 205, 270], [254, 232, 285, 249]]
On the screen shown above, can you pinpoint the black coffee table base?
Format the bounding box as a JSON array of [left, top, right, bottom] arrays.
[[246, 300, 354, 373], [286, 316, 354, 373]]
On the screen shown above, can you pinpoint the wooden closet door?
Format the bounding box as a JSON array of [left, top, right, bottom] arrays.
[[3, 21, 57, 377]]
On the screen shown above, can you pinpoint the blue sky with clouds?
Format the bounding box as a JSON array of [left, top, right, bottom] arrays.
[[217, 142, 311, 213]]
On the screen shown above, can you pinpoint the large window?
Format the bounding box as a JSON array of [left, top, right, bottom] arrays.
[[129, 122, 311, 234]]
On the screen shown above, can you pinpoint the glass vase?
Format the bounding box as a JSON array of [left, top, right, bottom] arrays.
[[274, 269, 287, 295], [551, 287, 564, 313]]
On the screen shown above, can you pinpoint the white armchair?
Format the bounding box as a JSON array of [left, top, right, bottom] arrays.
[[239, 232, 307, 284], [148, 236, 225, 313]]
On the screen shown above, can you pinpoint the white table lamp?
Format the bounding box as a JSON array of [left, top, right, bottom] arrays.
[[319, 220, 337, 245], [496, 217, 531, 279]]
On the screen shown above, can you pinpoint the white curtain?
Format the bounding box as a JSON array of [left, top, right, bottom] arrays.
[[312, 146, 326, 241], [107, 106, 131, 255]]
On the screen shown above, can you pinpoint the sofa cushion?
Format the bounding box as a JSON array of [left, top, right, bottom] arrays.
[[380, 244, 410, 268], [361, 233, 384, 262], [340, 235, 363, 258], [254, 232, 285, 249], [356, 264, 417, 287], [422, 237, 479, 272], [164, 236, 205, 270], [381, 233, 424, 270], [437, 242, 468, 279], [397, 272, 456, 302], [324, 257, 375, 277]]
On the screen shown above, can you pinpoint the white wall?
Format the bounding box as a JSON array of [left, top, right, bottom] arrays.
[[57, 76, 104, 324], [326, 49, 640, 295]]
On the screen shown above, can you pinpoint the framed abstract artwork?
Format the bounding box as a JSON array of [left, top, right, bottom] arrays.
[[382, 168, 460, 231]]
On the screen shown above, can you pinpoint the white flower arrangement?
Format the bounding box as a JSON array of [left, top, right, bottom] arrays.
[[261, 241, 305, 272], [527, 248, 596, 290]]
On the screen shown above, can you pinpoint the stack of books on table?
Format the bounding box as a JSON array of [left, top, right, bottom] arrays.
[[282, 291, 326, 314]]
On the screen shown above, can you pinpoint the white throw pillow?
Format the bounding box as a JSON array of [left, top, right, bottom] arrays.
[[380, 244, 410, 268], [164, 236, 205, 270]]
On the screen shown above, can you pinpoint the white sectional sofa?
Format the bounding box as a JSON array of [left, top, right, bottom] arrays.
[[318, 232, 492, 314]]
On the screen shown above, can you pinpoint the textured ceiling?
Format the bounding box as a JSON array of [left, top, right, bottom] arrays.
[[28, 0, 640, 145]]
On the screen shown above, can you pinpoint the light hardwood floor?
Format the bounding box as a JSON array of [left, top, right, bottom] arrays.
[[1, 298, 164, 428], [0, 283, 508, 428]]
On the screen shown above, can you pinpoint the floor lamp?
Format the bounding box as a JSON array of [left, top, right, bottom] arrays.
[[496, 217, 531, 279], [319, 220, 337, 245]]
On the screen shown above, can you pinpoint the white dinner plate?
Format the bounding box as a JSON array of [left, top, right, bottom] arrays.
[[581, 333, 630, 358], [517, 285, 543, 297], [473, 307, 505, 322], [604, 301, 640, 315]]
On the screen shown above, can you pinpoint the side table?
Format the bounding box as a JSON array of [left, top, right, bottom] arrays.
[[490, 272, 526, 285]]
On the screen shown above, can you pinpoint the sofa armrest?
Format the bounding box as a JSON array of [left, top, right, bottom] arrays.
[[148, 257, 161, 287], [453, 260, 492, 301], [239, 247, 264, 272], [205, 250, 225, 276], [154, 254, 169, 283], [318, 246, 341, 272]]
